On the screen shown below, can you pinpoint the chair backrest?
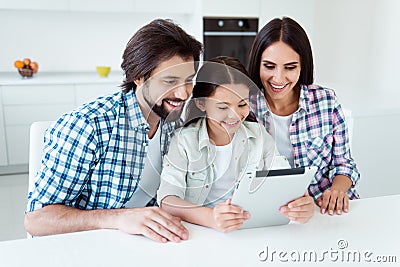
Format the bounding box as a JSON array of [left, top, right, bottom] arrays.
[[29, 121, 54, 192], [342, 108, 354, 151]]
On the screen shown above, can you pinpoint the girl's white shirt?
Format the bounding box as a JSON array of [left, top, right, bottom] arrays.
[[157, 118, 285, 206]]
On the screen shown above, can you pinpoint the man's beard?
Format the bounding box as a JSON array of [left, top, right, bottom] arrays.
[[144, 96, 184, 122], [153, 100, 183, 122]]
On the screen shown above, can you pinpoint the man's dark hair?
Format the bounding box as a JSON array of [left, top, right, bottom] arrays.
[[121, 19, 203, 93]]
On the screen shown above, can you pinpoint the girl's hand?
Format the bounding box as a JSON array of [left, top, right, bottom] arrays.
[[316, 189, 349, 215], [279, 193, 315, 223], [212, 199, 250, 233]]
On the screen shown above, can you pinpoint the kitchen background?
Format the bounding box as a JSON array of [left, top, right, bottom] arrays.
[[0, 0, 399, 241]]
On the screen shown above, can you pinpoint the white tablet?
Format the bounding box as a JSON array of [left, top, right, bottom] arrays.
[[231, 167, 316, 229]]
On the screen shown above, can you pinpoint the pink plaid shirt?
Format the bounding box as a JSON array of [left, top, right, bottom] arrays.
[[254, 84, 360, 200]]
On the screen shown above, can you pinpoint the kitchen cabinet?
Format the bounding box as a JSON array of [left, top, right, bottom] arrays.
[[68, 0, 134, 13], [132, 0, 193, 14], [2, 85, 76, 165], [0, 73, 120, 168], [75, 84, 119, 106], [202, 0, 260, 17], [0, 92, 8, 166], [0, 0, 193, 14], [0, 0, 68, 11]]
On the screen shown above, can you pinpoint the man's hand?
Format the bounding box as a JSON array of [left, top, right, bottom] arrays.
[[116, 206, 189, 243]]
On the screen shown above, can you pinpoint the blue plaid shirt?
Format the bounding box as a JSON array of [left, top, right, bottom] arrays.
[[27, 90, 176, 211], [253, 84, 360, 200]]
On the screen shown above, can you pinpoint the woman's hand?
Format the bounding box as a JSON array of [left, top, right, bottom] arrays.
[[316, 189, 349, 215], [279, 193, 315, 223], [316, 175, 352, 215], [211, 199, 250, 233]]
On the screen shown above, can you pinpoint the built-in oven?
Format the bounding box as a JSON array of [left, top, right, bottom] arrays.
[[203, 17, 258, 68]]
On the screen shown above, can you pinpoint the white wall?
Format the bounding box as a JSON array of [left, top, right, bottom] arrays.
[[259, 0, 316, 40], [352, 113, 400, 198], [0, 10, 195, 72], [312, 0, 400, 114]]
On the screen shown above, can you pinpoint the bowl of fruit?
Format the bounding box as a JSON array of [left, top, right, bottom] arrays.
[[14, 58, 39, 78]]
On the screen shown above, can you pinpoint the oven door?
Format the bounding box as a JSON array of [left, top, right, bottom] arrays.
[[203, 18, 258, 67]]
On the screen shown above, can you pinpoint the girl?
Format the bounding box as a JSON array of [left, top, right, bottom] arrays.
[[248, 17, 360, 216], [157, 56, 314, 233]]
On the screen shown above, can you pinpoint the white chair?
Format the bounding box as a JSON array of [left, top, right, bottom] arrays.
[[28, 121, 54, 192], [27, 121, 53, 238]]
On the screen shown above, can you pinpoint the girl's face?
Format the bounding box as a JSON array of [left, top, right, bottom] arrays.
[[199, 84, 250, 138], [259, 41, 301, 104]]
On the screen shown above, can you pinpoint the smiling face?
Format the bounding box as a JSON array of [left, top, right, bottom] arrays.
[[136, 55, 196, 121], [259, 41, 301, 106], [198, 84, 250, 143]]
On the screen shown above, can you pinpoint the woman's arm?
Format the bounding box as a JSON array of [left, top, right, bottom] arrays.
[[317, 96, 360, 215]]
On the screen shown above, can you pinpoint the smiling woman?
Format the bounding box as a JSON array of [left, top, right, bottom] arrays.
[[259, 41, 302, 115], [248, 17, 360, 216]]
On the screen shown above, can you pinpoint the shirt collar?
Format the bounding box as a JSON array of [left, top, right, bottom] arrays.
[[198, 119, 211, 150], [124, 90, 149, 131], [256, 85, 310, 116], [298, 85, 309, 113], [124, 89, 179, 133]]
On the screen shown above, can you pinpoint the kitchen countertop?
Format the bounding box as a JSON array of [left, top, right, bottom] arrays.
[[1, 71, 398, 117], [0, 164, 28, 176], [0, 71, 124, 86]]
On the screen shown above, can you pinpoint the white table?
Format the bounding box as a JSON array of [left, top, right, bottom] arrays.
[[1, 195, 399, 267]]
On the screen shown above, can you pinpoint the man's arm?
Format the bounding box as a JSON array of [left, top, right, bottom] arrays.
[[24, 204, 188, 243]]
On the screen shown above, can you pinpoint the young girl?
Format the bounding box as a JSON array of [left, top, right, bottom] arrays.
[[157, 56, 314, 233]]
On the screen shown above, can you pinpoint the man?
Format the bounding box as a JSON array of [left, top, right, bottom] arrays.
[[24, 19, 203, 243]]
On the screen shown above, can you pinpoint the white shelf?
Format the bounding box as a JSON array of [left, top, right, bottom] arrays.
[[0, 71, 123, 86]]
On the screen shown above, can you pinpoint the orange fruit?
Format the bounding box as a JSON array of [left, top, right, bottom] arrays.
[[14, 60, 24, 69], [23, 58, 31, 65], [30, 62, 39, 73]]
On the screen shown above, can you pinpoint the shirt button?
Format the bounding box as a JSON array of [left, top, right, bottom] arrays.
[[211, 164, 215, 168], [235, 157, 238, 160], [205, 184, 209, 188]]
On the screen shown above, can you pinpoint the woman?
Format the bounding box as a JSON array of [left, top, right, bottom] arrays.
[[157, 56, 314, 232], [248, 17, 360, 216]]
